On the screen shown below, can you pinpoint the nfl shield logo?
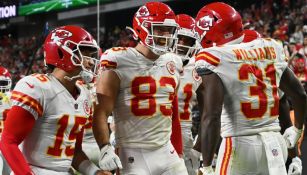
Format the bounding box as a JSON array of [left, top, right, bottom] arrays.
[[272, 149, 278, 157]]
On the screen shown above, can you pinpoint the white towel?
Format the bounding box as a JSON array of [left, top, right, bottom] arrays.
[[259, 132, 287, 175]]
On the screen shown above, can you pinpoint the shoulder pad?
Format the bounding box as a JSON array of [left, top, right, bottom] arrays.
[[196, 50, 221, 67]]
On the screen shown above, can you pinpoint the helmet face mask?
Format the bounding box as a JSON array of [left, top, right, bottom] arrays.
[[147, 22, 178, 55], [174, 14, 199, 61], [0, 78, 11, 93], [132, 2, 178, 55], [175, 36, 197, 60], [44, 25, 99, 83], [64, 40, 100, 76], [0, 67, 11, 93]]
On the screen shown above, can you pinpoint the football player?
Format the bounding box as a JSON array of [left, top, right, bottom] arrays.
[[194, 2, 306, 175], [81, 51, 102, 166], [0, 66, 12, 175], [93, 2, 188, 174], [0, 26, 111, 175], [243, 28, 303, 175], [173, 14, 202, 175]]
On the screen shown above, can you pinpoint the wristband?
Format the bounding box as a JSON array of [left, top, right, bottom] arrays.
[[79, 159, 100, 175]]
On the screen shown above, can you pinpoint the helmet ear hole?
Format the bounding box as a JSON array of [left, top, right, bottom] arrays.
[[58, 48, 64, 60], [206, 40, 212, 44], [136, 28, 141, 34]]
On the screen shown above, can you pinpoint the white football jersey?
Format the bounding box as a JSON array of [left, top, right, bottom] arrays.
[[195, 38, 288, 137], [0, 91, 11, 138], [100, 47, 181, 149], [81, 82, 100, 163], [178, 58, 202, 152], [11, 73, 92, 172], [178, 58, 202, 130]]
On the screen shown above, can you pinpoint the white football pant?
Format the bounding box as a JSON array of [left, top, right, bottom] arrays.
[[215, 132, 287, 175], [117, 141, 188, 175]]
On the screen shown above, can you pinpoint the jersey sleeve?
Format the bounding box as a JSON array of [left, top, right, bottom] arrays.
[[99, 48, 123, 79], [195, 48, 222, 76], [10, 75, 44, 120], [172, 53, 184, 74], [271, 39, 289, 87]]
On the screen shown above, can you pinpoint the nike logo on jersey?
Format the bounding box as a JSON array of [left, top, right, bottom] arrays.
[[102, 152, 107, 158], [170, 150, 175, 154], [26, 82, 34, 89]]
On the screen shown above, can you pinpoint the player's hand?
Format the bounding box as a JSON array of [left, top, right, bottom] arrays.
[[288, 157, 302, 175], [200, 165, 214, 175], [98, 144, 123, 171], [95, 170, 113, 175], [283, 126, 302, 148]]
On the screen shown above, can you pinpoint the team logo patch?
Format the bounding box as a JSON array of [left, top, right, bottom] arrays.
[[136, 6, 149, 17], [166, 61, 176, 75], [197, 15, 214, 31], [192, 68, 201, 81], [83, 99, 90, 115], [51, 29, 72, 42]]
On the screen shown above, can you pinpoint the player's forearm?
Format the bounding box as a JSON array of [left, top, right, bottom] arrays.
[[0, 106, 35, 174], [201, 116, 220, 167], [291, 93, 307, 129], [93, 105, 111, 148], [72, 148, 89, 170], [278, 95, 292, 134], [193, 135, 201, 152], [280, 68, 307, 130], [0, 136, 33, 174], [72, 148, 102, 175]]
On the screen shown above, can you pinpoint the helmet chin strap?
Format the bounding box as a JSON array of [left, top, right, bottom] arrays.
[[151, 48, 165, 55], [126, 26, 138, 40], [64, 70, 94, 84]]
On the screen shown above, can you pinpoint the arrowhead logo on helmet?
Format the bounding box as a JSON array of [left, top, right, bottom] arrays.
[[136, 6, 149, 17], [196, 15, 214, 31], [195, 2, 244, 48], [51, 29, 72, 42]]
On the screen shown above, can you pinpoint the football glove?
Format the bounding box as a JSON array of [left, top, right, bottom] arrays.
[[288, 157, 302, 175], [283, 126, 302, 148], [200, 165, 214, 175], [98, 145, 122, 171]]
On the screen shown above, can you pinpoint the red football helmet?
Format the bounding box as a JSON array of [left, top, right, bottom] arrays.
[[242, 29, 262, 43], [44, 25, 99, 82], [0, 66, 11, 93], [131, 2, 178, 55], [174, 14, 199, 61], [195, 2, 243, 48]]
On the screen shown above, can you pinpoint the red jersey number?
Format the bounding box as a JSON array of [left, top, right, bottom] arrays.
[[239, 64, 279, 119], [131, 76, 176, 117]]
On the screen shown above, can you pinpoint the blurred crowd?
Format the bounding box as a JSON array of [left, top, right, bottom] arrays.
[[240, 0, 307, 88], [0, 0, 306, 87]]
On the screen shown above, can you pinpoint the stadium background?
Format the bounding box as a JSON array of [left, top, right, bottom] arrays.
[[0, 0, 306, 87]]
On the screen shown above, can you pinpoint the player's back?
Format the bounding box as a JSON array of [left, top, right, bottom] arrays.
[[195, 38, 288, 137], [11, 74, 91, 172], [101, 48, 181, 149]]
